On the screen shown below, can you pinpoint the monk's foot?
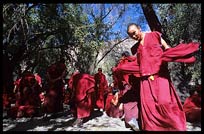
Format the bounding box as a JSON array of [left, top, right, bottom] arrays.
[[128, 118, 140, 131], [131, 126, 140, 131], [72, 118, 83, 127]]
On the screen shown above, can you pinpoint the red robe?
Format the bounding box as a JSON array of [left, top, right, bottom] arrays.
[[112, 56, 140, 95], [69, 73, 95, 119], [8, 72, 41, 118], [34, 74, 42, 87], [94, 72, 108, 110], [2, 78, 20, 110], [3, 93, 10, 110], [112, 57, 141, 124], [132, 31, 199, 131], [105, 86, 124, 118], [183, 93, 201, 123], [43, 62, 66, 113]]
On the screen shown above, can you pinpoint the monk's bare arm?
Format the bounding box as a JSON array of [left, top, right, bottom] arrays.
[[161, 38, 171, 50]]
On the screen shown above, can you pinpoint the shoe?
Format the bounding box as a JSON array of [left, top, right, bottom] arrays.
[[128, 118, 140, 131], [72, 118, 83, 127]]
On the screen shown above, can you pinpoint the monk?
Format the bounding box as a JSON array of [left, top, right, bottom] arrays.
[[68, 71, 95, 127], [105, 83, 124, 118], [43, 58, 67, 114], [94, 68, 108, 111], [183, 85, 201, 123], [112, 51, 141, 131], [126, 23, 199, 131], [7, 71, 42, 118]]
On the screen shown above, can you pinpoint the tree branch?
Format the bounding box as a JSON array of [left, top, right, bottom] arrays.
[[97, 37, 128, 64]]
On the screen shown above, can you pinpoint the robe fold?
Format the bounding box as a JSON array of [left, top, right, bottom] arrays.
[[69, 73, 95, 119], [130, 31, 199, 131]]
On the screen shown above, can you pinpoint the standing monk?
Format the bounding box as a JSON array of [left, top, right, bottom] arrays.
[[68, 71, 95, 127], [126, 23, 199, 131], [94, 68, 108, 111], [112, 51, 141, 131], [43, 58, 67, 114]]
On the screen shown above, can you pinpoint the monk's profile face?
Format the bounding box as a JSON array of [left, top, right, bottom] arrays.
[[127, 25, 142, 41]]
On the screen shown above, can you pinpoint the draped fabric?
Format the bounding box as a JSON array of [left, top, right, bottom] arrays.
[[34, 74, 42, 86], [132, 31, 199, 131], [112, 31, 199, 131], [112, 56, 141, 124], [8, 72, 41, 118], [69, 73, 95, 119], [3, 93, 10, 110], [183, 93, 201, 123], [105, 93, 124, 118], [94, 72, 108, 109], [43, 62, 66, 113]]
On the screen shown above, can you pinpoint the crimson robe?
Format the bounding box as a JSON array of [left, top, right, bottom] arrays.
[[8, 72, 41, 118], [94, 72, 108, 110], [3, 93, 10, 110], [105, 86, 124, 118], [112, 57, 141, 124], [132, 31, 199, 131], [43, 62, 66, 113], [183, 93, 201, 123], [34, 74, 42, 86], [69, 73, 95, 119]]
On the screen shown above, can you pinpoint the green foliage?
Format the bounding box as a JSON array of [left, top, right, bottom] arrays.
[[3, 3, 127, 85], [156, 3, 201, 45], [155, 3, 201, 95]]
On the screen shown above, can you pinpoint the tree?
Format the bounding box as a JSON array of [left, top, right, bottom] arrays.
[[152, 3, 201, 101], [3, 3, 128, 89], [141, 3, 170, 44]]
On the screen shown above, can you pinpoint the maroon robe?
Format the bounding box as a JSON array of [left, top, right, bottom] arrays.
[[69, 73, 95, 119], [132, 31, 199, 131], [183, 93, 201, 123], [3, 93, 10, 110], [94, 72, 108, 110], [112, 57, 141, 124], [43, 62, 66, 113], [123, 75, 140, 122], [105, 86, 124, 118], [34, 74, 42, 87], [8, 72, 41, 118]]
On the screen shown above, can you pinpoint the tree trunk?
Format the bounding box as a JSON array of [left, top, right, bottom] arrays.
[[141, 4, 171, 44], [3, 55, 15, 94], [141, 4, 162, 32]]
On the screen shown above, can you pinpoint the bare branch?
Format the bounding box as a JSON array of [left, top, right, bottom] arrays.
[[97, 37, 128, 64], [101, 5, 114, 21]]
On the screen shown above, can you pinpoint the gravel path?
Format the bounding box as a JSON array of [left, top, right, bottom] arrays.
[[3, 105, 201, 131]]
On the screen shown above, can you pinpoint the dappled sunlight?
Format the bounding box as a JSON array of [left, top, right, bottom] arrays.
[[3, 106, 201, 131]]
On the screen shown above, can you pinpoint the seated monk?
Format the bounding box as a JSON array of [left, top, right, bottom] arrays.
[[183, 85, 201, 123], [105, 83, 124, 118], [7, 71, 42, 118]]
